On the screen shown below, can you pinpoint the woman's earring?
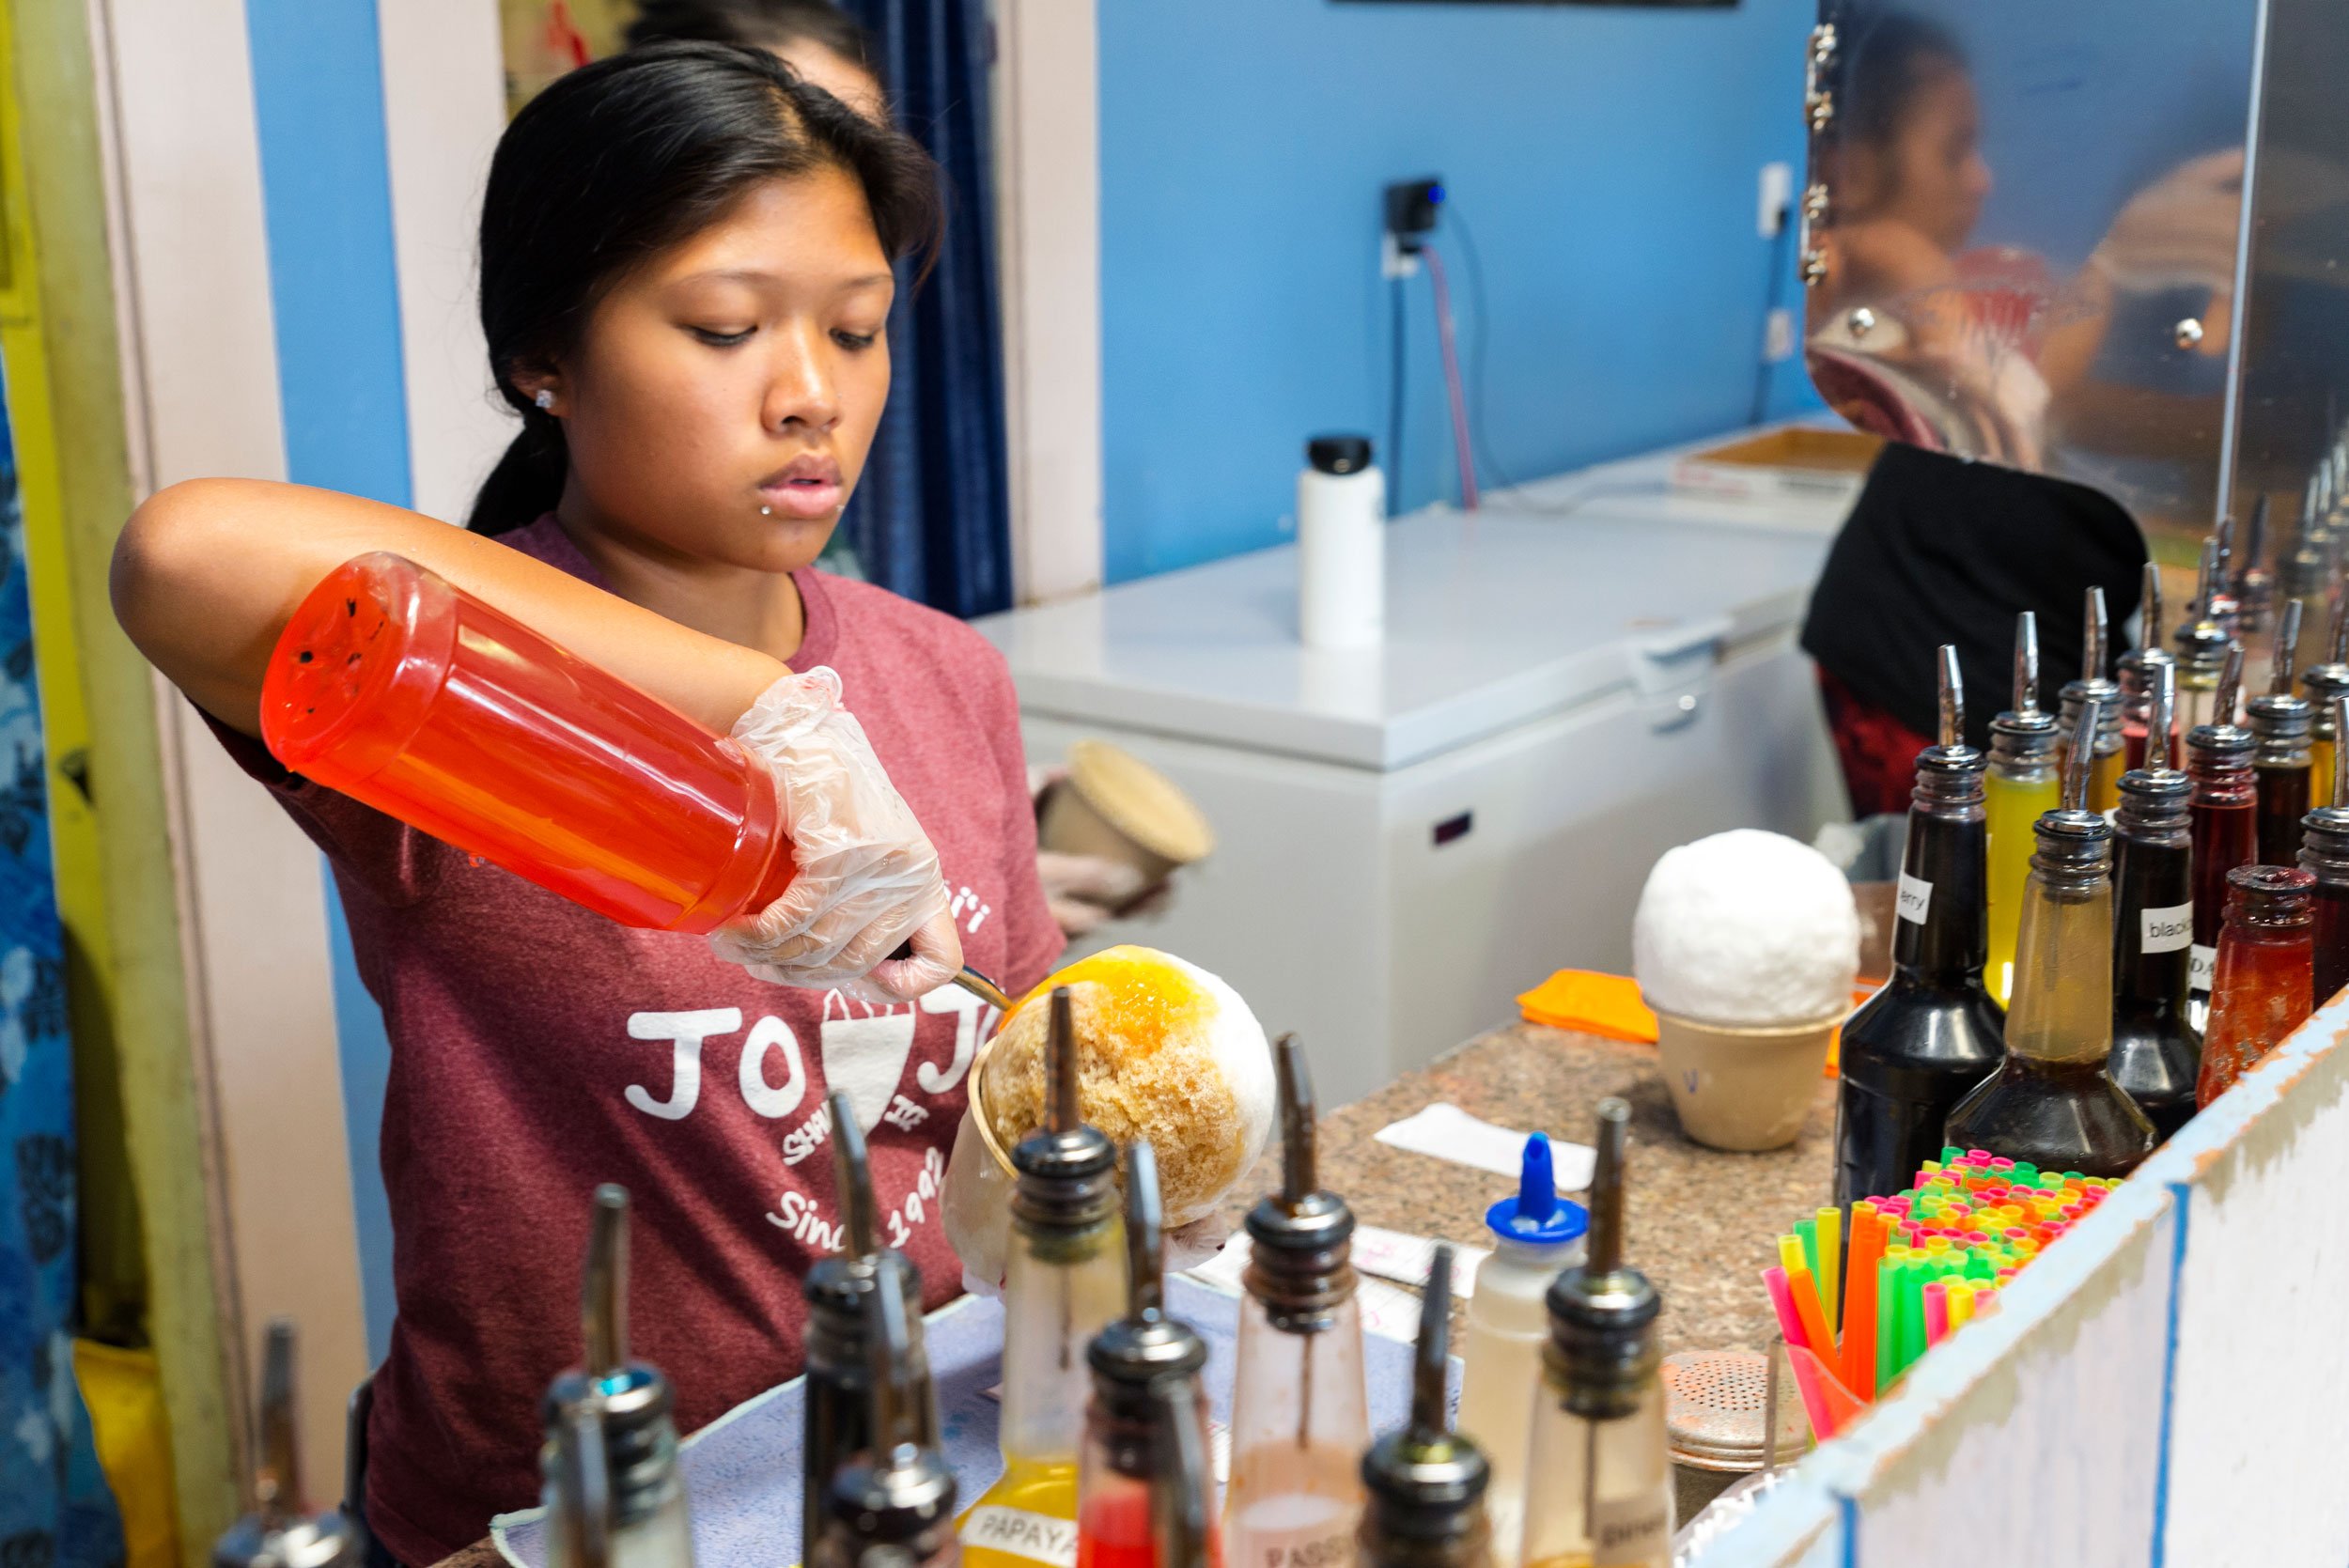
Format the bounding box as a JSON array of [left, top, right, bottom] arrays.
[[533, 389, 556, 411]]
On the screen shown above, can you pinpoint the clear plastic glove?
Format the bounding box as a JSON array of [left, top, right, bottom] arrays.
[[708, 668, 958, 1002]]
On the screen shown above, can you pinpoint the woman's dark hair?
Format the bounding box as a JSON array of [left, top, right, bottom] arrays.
[[468, 39, 938, 535], [626, 0, 873, 70], [1843, 13, 1968, 153]]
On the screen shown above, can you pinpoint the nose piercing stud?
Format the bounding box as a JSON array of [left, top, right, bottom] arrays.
[[759, 505, 773, 517]]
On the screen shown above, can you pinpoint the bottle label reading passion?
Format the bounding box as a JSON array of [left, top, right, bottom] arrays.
[[2140, 903, 2193, 955], [961, 1508, 1079, 1568], [2190, 944, 2217, 992], [1897, 873, 1934, 924]]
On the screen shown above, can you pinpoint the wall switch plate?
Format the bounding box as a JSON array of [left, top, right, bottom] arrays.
[[1381, 232, 1420, 280], [1758, 162, 1794, 239], [1765, 306, 1797, 362]]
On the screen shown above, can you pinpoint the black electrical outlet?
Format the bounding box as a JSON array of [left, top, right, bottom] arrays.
[[1384, 178, 1443, 251]]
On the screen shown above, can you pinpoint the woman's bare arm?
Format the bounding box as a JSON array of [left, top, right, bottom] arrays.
[[112, 478, 787, 737]]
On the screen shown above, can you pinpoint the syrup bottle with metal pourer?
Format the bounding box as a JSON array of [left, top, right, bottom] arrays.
[[2174, 540, 2232, 734], [2302, 593, 2349, 809], [213, 1320, 361, 1568], [815, 1264, 958, 1568], [2119, 561, 2176, 772], [1077, 1141, 1217, 1568], [1944, 700, 2157, 1179], [806, 1092, 938, 1551], [1985, 613, 2061, 1008], [1455, 1134, 1587, 1568], [2299, 696, 2349, 1006], [2207, 512, 2241, 637], [2058, 586, 2125, 815], [1359, 1248, 1490, 1568], [2237, 494, 2275, 637], [1519, 1100, 1672, 1568], [2250, 598, 2314, 866], [2286, 484, 2335, 686], [2109, 663, 2203, 1139], [962, 988, 1127, 1568], [1835, 645, 2006, 1207], [541, 1186, 695, 1568], [2186, 644, 2256, 1030], [2196, 864, 2317, 1108], [1225, 1037, 1369, 1568]]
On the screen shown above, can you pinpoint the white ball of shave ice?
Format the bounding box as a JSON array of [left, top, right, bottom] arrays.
[[1633, 829, 1859, 1026]]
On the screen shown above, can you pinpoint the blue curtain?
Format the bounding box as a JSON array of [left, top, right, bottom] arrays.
[[0, 372, 126, 1563], [836, 0, 1015, 619]]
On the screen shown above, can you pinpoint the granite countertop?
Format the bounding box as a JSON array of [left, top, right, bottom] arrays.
[[432, 1021, 1835, 1565]]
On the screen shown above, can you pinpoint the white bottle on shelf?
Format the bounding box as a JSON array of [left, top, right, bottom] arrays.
[[1454, 1131, 1588, 1568], [1298, 434, 1385, 650]]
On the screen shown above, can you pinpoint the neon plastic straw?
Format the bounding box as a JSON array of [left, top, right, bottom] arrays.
[[1876, 1256, 1898, 1394], [1787, 1264, 1834, 1361], [1797, 1218, 1821, 1301], [1763, 1265, 1810, 1351], [1947, 1281, 1975, 1328], [1815, 1206, 1843, 1332], [1923, 1281, 1949, 1347], [1843, 1210, 1883, 1398], [1779, 1234, 1808, 1280]]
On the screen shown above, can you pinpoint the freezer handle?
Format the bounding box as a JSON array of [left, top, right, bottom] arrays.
[[1626, 615, 1732, 732]]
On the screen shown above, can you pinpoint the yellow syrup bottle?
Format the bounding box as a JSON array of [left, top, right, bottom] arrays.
[[1986, 612, 2061, 1008]]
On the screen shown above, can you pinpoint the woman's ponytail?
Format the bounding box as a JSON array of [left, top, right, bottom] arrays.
[[465, 408, 568, 536]]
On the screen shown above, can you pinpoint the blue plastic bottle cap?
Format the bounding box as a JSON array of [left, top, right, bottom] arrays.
[[1484, 1131, 1590, 1247]]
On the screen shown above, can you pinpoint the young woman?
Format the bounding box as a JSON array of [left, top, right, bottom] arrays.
[[110, 43, 1061, 1563]]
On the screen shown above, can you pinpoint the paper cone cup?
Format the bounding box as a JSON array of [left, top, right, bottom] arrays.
[[1649, 1001, 1843, 1152]]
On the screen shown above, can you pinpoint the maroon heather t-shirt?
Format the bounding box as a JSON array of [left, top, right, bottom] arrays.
[[208, 517, 1062, 1563]]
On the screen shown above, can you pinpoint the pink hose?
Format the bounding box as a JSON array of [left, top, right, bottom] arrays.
[[1422, 246, 1480, 512]]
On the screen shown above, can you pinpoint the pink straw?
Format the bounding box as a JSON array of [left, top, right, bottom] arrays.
[[1923, 1281, 1950, 1346], [1763, 1265, 1811, 1350]]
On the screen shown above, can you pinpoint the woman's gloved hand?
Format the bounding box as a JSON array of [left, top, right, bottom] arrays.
[[709, 668, 959, 1002]]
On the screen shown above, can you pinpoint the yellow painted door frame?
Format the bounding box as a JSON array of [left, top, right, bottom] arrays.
[[0, 0, 239, 1559]]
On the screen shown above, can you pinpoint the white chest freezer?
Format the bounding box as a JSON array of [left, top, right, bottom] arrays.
[[975, 457, 1848, 1108]]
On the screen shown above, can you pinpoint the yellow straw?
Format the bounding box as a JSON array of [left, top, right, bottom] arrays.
[[1779, 1234, 1807, 1278], [1948, 1282, 1976, 1328], [1815, 1206, 1843, 1331]]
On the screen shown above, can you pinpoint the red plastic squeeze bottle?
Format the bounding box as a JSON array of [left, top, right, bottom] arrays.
[[259, 551, 794, 932]]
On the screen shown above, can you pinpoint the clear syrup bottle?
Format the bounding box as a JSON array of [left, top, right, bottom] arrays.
[[2172, 539, 2232, 734], [2109, 663, 2203, 1139], [212, 1320, 361, 1568], [961, 987, 1128, 1568], [1835, 644, 2008, 1207], [1359, 1248, 1490, 1568], [2299, 695, 2349, 1005], [2301, 593, 2349, 809], [805, 1092, 939, 1552], [542, 1186, 695, 1568], [814, 1263, 959, 1568], [1944, 698, 2156, 1180], [1076, 1141, 1218, 1568], [1455, 1134, 1586, 1566], [2118, 562, 2176, 772], [2248, 598, 2314, 867], [2057, 586, 2125, 815], [2186, 643, 2255, 1030], [1985, 613, 2061, 1008], [1519, 1100, 1672, 1568], [1225, 1036, 1370, 1568]]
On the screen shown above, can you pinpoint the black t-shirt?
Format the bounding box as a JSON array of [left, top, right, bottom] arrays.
[[1801, 442, 2149, 751]]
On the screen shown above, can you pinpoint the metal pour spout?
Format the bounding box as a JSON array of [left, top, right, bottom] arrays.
[[2336, 697, 2349, 805], [2142, 561, 2164, 652], [2149, 663, 2178, 774], [1127, 1141, 1166, 1321], [831, 1090, 877, 1261], [1151, 1379, 1212, 1568], [257, 1319, 302, 1526], [1049, 986, 1081, 1135], [2083, 585, 2107, 683], [2013, 611, 2041, 717], [1937, 644, 1963, 750], [2217, 641, 2246, 729], [583, 1185, 629, 1381], [1275, 1033, 1318, 1205], [1586, 1099, 1629, 1277], [2061, 698, 2101, 813], [2274, 599, 2306, 699], [1411, 1246, 1455, 1439]]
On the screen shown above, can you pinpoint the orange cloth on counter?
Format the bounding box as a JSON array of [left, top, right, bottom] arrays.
[[1517, 970, 1872, 1078]]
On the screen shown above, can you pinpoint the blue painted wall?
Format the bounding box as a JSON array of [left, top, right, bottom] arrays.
[[245, 0, 405, 1364], [1097, 0, 1826, 582]]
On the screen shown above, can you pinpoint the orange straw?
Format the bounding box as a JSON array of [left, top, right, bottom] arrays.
[[1843, 1207, 1885, 1399], [1786, 1263, 1834, 1361]]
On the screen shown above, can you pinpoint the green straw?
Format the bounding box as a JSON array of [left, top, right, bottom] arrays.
[[1877, 1255, 1899, 1391], [1797, 1217, 1820, 1287]]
